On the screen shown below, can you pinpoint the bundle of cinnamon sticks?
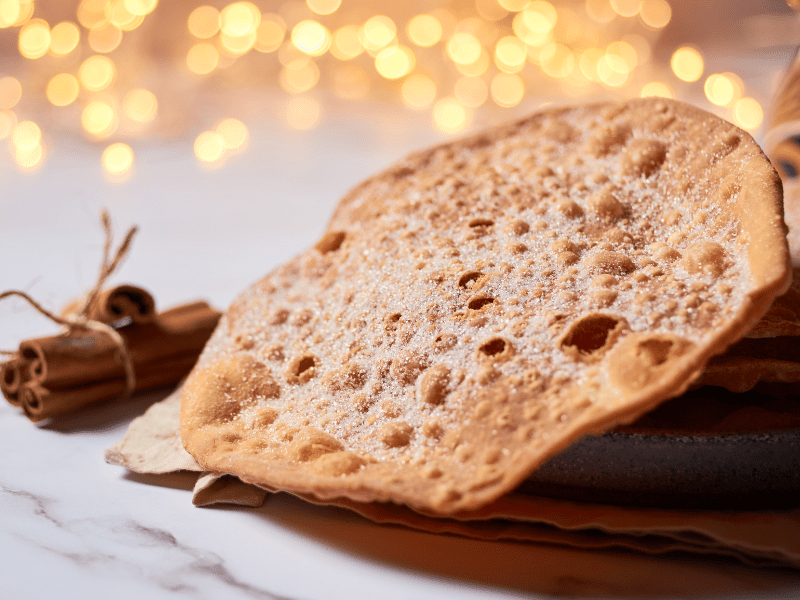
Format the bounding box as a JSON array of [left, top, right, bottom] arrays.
[[1, 285, 220, 422]]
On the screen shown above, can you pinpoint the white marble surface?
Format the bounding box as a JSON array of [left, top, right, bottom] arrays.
[[4, 98, 800, 599]]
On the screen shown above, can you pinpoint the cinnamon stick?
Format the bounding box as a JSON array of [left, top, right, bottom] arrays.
[[20, 301, 220, 389], [60, 285, 157, 325], [1, 358, 26, 407], [19, 352, 202, 421]]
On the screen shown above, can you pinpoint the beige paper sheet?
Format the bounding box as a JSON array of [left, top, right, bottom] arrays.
[[105, 388, 800, 569]]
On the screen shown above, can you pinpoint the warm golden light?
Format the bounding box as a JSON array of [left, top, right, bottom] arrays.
[[733, 97, 763, 131], [433, 97, 468, 134], [77, 0, 106, 30], [641, 81, 673, 98], [220, 2, 261, 37], [639, 0, 671, 28], [107, 0, 142, 31], [521, 1, 558, 32], [0, 0, 22, 28], [495, 36, 526, 73], [704, 73, 735, 107], [407, 14, 442, 47], [498, 0, 529, 11], [375, 45, 415, 79], [607, 40, 637, 69], [88, 22, 123, 53], [15, 142, 44, 170], [447, 32, 482, 65], [596, 53, 629, 86], [285, 96, 321, 130], [455, 75, 488, 107], [123, 88, 157, 122], [540, 43, 575, 78], [307, 0, 340, 16], [187, 42, 219, 75], [401, 73, 436, 108], [491, 72, 524, 107], [217, 118, 248, 149], [476, 0, 508, 21], [0, 76, 22, 109], [46, 74, 80, 106], [188, 5, 219, 39], [610, 0, 641, 17], [579, 48, 603, 81], [255, 15, 285, 53], [220, 30, 256, 55], [292, 20, 331, 57], [671, 46, 703, 82], [362, 15, 396, 50], [585, 0, 616, 23], [81, 100, 117, 137], [279, 59, 320, 93], [456, 49, 490, 76], [19, 18, 51, 59], [194, 130, 225, 162], [79, 55, 116, 91], [102, 142, 134, 178], [0, 110, 16, 139], [331, 25, 362, 59], [12, 120, 40, 151], [49, 21, 81, 55], [123, 0, 158, 17]]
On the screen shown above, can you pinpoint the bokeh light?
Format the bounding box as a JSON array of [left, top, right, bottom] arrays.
[[639, 0, 671, 28], [331, 25, 362, 59], [46, 74, 80, 106], [123, 88, 157, 122], [102, 142, 134, 179], [447, 32, 482, 65], [671, 46, 704, 82], [704, 73, 736, 107], [733, 97, 763, 131], [49, 21, 80, 55], [375, 45, 415, 79], [307, 0, 341, 16], [187, 42, 219, 75], [217, 118, 248, 149], [610, 0, 641, 18], [292, 20, 331, 57], [188, 5, 219, 39], [407, 14, 442, 47], [255, 15, 285, 52], [641, 81, 672, 98], [81, 100, 117, 137], [194, 130, 225, 162], [491, 72, 524, 107], [0, 76, 22, 109], [19, 18, 50, 59], [12, 120, 40, 151], [433, 97, 469, 134], [78, 55, 116, 91], [401, 73, 436, 108]]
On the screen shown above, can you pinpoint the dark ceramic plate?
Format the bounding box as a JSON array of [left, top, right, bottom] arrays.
[[520, 428, 800, 510]]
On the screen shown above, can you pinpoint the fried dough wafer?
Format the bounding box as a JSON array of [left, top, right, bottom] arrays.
[[181, 98, 789, 515]]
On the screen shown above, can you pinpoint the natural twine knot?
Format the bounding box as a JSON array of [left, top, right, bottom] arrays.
[[1, 210, 139, 398]]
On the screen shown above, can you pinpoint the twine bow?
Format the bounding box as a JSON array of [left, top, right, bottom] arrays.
[[1, 210, 139, 397]]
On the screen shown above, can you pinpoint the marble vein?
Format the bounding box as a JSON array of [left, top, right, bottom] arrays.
[[0, 483, 302, 600]]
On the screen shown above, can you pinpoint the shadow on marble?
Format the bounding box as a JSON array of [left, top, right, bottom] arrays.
[[209, 492, 800, 599], [123, 470, 199, 492], [37, 385, 178, 434]]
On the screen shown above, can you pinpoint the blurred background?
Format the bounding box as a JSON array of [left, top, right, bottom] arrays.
[[1, 0, 799, 348]]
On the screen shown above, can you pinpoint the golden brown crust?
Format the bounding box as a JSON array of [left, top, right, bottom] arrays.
[[181, 98, 790, 515]]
